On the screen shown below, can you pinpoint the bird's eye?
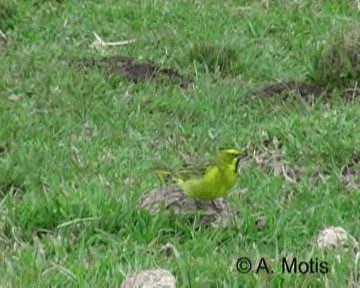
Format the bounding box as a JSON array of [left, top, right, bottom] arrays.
[[223, 149, 240, 158]]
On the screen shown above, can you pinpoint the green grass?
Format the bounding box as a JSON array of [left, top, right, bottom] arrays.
[[0, 0, 359, 287]]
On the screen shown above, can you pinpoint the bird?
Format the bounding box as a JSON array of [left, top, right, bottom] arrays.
[[154, 148, 240, 200]]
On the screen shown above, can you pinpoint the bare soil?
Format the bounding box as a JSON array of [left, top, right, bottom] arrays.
[[73, 56, 192, 88], [256, 81, 325, 100]]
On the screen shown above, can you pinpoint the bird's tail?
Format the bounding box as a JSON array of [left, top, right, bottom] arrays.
[[151, 168, 186, 188], [153, 169, 173, 182]]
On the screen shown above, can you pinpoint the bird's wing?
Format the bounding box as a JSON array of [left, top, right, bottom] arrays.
[[151, 159, 215, 182], [177, 157, 221, 180]]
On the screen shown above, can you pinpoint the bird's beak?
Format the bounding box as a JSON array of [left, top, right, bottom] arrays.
[[235, 155, 241, 172]]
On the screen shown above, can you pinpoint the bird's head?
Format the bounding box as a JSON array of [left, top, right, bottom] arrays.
[[217, 148, 241, 172]]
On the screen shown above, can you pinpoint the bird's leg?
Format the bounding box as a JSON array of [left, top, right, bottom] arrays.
[[194, 199, 201, 210], [210, 200, 221, 214]]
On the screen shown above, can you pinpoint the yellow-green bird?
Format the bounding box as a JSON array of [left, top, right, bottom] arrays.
[[155, 149, 240, 200]]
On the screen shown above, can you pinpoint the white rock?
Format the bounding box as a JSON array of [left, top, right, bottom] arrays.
[[121, 269, 176, 288], [317, 226, 349, 248]]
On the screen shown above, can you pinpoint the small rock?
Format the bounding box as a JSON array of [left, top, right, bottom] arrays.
[[317, 226, 349, 249], [121, 269, 176, 288], [255, 216, 266, 231], [159, 243, 180, 258]]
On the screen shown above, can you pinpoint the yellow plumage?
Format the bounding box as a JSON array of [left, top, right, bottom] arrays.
[[154, 149, 240, 200]]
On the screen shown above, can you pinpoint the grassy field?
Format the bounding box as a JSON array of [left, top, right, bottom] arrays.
[[0, 0, 359, 287]]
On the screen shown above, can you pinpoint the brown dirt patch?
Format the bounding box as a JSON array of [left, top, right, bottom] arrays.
[[257, 80, 360, 102], [256, 81, 325, 100], [342, 81, 360, 101], [251, 136, 303, 183], [138, 184, 239, 228], [73, 56, 191, 88]]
